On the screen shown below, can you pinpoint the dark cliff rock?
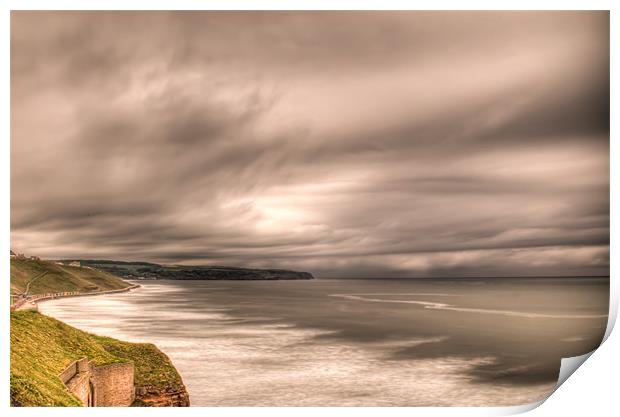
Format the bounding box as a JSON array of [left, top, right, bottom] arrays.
[[134, 385, 190, 407]]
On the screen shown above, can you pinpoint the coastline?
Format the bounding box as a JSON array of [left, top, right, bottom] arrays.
[[12, 283, 141, 312]]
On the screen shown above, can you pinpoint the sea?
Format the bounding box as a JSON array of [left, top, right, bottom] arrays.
[[38, 277, 609, 407]]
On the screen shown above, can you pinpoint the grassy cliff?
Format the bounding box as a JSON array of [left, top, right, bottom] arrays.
[[10, 311, 188, 407], [10, 258, 131, 296]]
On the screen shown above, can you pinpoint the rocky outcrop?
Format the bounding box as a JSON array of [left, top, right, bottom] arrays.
[[134, 385, 190, 407]]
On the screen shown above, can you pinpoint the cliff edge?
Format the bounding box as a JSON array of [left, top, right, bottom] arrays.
[[10, 311, 189, 407]]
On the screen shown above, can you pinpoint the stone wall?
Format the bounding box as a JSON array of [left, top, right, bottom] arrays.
[[59, 358, 93, 406], [91, 363, 135, 406], [59, 358, 135, 407], [65, 372, 92, 406], [58, 359, 79, 384]]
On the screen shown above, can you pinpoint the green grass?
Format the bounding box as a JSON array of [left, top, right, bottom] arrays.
[[92, 335, 186, 392], [10, 311, 185, 407], [10, 310, 125, 406], [10, 259, 131, 296]]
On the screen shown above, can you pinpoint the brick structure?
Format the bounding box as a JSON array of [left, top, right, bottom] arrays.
[[59, 358, 135, 407], [91, 363, 135, 406]]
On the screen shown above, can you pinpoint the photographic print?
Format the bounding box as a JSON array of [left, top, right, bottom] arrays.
[[10, 11, 610, 407]]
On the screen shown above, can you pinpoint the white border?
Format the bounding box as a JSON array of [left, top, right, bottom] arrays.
[[0, 0, 616, 11], [2, 1, 616, 416]]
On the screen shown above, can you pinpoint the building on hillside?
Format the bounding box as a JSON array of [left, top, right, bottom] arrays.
[[10, 250, 27, 259], [69, 261, 81, 267]]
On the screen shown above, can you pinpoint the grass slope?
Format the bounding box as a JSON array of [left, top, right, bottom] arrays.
[[91, 335, 187, 394], [10, 311, 186, 407], [10, 258, 131, 296], [10, 311, 124, 406]]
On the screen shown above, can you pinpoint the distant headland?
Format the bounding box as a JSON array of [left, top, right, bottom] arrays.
[[58, 259, 315, 281]]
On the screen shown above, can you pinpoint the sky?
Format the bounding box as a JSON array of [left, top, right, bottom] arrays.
[[11, 11, 609, 278]]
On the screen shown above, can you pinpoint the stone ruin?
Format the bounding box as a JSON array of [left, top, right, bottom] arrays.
[[59, 358, 135, 406]]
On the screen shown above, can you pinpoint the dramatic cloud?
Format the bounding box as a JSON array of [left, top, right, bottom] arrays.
[[11, 11, 609, 277]]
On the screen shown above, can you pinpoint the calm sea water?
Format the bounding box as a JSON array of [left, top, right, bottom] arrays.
[[39, 278, 609, 406]]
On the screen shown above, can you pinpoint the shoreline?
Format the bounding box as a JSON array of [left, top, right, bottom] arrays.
[[12, 283, 140, 311]]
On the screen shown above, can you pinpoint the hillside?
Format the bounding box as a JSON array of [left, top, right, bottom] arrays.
[[72, 259, 315, 281], [10, 258, 132, 297], [10, 310, 189, 407]]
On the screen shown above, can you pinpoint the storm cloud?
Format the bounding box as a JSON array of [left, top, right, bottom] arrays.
[[11, 11, 609, 277]]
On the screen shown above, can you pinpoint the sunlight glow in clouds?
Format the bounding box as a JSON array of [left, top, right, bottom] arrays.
[[11, 11, 609, 277]]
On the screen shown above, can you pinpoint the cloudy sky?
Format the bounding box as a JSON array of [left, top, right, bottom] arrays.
[[11, 11, 609, 277]]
